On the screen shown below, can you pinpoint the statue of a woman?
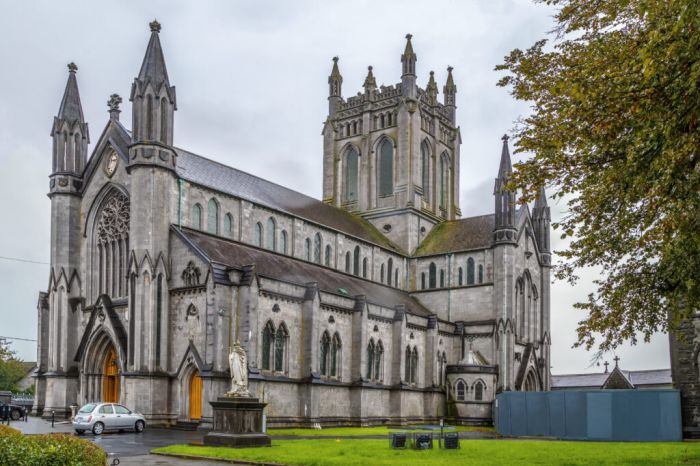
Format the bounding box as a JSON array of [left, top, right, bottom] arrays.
[[227, 341, 250, 397]]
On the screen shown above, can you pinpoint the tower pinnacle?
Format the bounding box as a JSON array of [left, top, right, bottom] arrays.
[[400, 34, 417, 98], [426, 71, 438, 105], [494, 134, 516, 243], [328, 56, 343, 114], [363, 66, 377, 96], [443, 66, 457, 123]]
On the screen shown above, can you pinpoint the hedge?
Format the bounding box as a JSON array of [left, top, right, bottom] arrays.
[[0, 424, 107, 466]]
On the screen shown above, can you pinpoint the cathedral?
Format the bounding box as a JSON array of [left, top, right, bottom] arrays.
[[33, 21, 552, 427]]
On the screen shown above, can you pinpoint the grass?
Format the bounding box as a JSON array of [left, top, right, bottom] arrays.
[[267, 425, 494, 437], [153, 439, 700, 465]]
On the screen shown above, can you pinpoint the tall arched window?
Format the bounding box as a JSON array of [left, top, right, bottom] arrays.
[[325, 245, 332, 267], [380, 264, 385, 283], [156, 274, 163, 368], [345, 252, 351, 273], [313, 233, 322, 263], [345, 146, 359, 202], [467, 258, 475, 285], [366, 339, 375, 380], [378, 139, 394, 196], [266, 217, 276, 250], [146, 95, 153, 139], [255, 222, 263, 247], [353, 246, 360, 276], [362, 258, 368, 278], [394, 269, 399, 288], [440, 269, 445, 288], [410, 347, 418, 384], [429, 263, 437, 289], [192, 204, 202, 230], [160, 97, 168, 143], [478, 264, 484, 284], [280, 230, 288, 254], [331, 333, 341, 378], [474, 380, 484, 401], [207, 199, 219, 234], [421, 140, 430, 198], [275, 323, 288, 372], [261, 321, 274, 370], [458, 267, 463, 286], [320, 331, 330, 376], [224, 213, 233, 238], [304, 238, 311, 261], [440, 152, 450, 210], [387, 258, 393, 286], [404, 346, 412, 382], [456, 380, 466, 401], [421, 273, 426, 290]]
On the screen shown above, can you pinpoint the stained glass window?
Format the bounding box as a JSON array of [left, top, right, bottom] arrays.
[[378, 139, 393, 196], [345, 147, 359, 202]]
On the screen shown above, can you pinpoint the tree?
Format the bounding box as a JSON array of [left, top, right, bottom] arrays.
[[0, 339, 26, 392], [496, 0, 700, 351]]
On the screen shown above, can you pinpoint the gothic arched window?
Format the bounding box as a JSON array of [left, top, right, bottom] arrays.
[[378, 139, 394, 196], [362, 258, 368, 278], [255, 222, 263, 247], [266, 217, 276, 250], [387, 258, 393, 286], [440, 152, 450, 210], [353, 246, 360, 276], [280, 230, 288, 254], [331, 333, 341, 378], [345, 252, 351, 273], [440, 269, 445, 288], [320, 331, 330, 376], [94, 191, 130, 299], [345, 146, 359, 202], [456, 380, 466, 401], [313, 233, 322, 263], [421, 140, 430, 198], [261, 321, 274, 370], [192, 204, 202, 230], [478, 264, 484, 284], [474, 380, 484, 401], [458, 267, 463, 286], [404, 346, 412, 382], [208, 199, 219, 234], [366, 339, 375, 380], [380, 264, 385, 283], [375, 340, 384, 381], [421, 273, 426, 290], [304, 238, 311, 261], [394, 269, 399, 288], [429, 263, 437, 289], [275, 323, 288, 373], [224, 213, 233, 238], [160, 97, 168, 143], [467, 258, 475, 285], [410, 347, 419, 384], [325, 245, 332, 267]]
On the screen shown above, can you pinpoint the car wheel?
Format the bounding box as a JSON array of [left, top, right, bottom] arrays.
[[10, 410, 20, 421], [75, 429, 85, 435], [92, 422, 105, 435], [134, 420, 145, 433]]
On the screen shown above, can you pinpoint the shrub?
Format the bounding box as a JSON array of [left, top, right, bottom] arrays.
[[0, 425, 107, 466]]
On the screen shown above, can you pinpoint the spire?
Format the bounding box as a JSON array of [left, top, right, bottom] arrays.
[[400, 34, 417, 98], [532, 185, 551, 255], [363, 66, 377, 92], [443, 66, 457, 124], [138, 19, 170, 86], [494, 134, 516, 242], [328, 56, 343, 115], [426, 71, 438, 105], [57, 63, 84, 123], [533, 186, 548, 210]]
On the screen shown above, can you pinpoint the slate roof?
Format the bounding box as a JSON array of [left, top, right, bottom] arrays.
[[551, 368, 672, 389], [178, 228, 432, 317], [175, 149, 403, 253], [413, 214, 494, 256]]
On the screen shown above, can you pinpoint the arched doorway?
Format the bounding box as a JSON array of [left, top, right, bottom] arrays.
[[189, 370, 202, 420], [103, 346, 120, 402], [523, 369, 539, 392]]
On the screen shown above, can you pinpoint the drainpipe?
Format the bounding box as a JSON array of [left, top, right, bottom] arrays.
[[178, 178, 184, 229], [447, 253, 452, 321]]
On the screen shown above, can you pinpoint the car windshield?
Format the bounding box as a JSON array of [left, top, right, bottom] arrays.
[[78, 404, 96, 414]]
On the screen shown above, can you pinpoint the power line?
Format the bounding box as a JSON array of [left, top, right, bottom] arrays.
[[0, 336, 37, 342], [0, 255, 49, 266]]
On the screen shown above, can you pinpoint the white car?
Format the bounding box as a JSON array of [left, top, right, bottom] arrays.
[[73, 403, 146, 435]]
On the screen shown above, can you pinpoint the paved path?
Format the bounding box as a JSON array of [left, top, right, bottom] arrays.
[[117, 454, 249, 465]]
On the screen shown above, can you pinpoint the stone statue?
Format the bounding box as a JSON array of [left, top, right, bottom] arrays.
[[227, 341, 250, 397]]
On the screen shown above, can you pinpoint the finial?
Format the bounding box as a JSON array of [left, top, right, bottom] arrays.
[[108, 94, 122, 111], [447, 66, 453, 73], [149, 19, 161, 33], [406, 33, 413, 40], [332, 56, 339, 63], [501, 134, 510, 142], [67, 62, 78, 73], [368, 65, 373, 71], [613, 355, 620, 367], [430, 70, 434, 76]]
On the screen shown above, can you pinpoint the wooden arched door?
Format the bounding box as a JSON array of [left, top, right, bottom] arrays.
[[103, 347, 120, 403], [189, 370, 202, 420]]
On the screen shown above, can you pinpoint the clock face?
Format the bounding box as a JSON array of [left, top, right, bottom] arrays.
[[105, 153, 118, 177]]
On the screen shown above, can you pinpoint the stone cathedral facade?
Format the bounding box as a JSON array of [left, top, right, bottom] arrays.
[[33, 22, 552, 427]]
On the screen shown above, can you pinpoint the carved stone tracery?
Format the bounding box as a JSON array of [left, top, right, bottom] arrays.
[[97, 192, 130, 243], [182, 261, 202, 286]]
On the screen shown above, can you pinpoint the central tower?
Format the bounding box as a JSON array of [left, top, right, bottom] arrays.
[[322, 35, 461, 253]]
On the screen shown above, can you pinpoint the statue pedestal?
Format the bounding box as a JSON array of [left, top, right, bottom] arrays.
[[203, 396, 271, 448]]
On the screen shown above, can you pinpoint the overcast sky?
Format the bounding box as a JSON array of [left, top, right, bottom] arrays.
[[0, 0, 670, 373]]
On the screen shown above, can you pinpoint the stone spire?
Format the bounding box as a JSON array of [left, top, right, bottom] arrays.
[[130, 19, 176, 145], [363, 66, 377, 96], [400, 34, 417, 99], [532, 186, 551, 258], [443, 66, 457, 124], [51, 63, 89, 182], [493, 134, 516, 243], [328, 56, 343, 115], [426, 71, 438, 105]]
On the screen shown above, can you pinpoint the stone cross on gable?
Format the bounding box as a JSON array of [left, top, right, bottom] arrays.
[[613, 356, 620, 367], [604, 361, 609, 373]]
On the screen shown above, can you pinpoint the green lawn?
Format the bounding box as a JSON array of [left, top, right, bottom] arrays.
[[267, 425, 493, 437], [153, 439, 700, 466]]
